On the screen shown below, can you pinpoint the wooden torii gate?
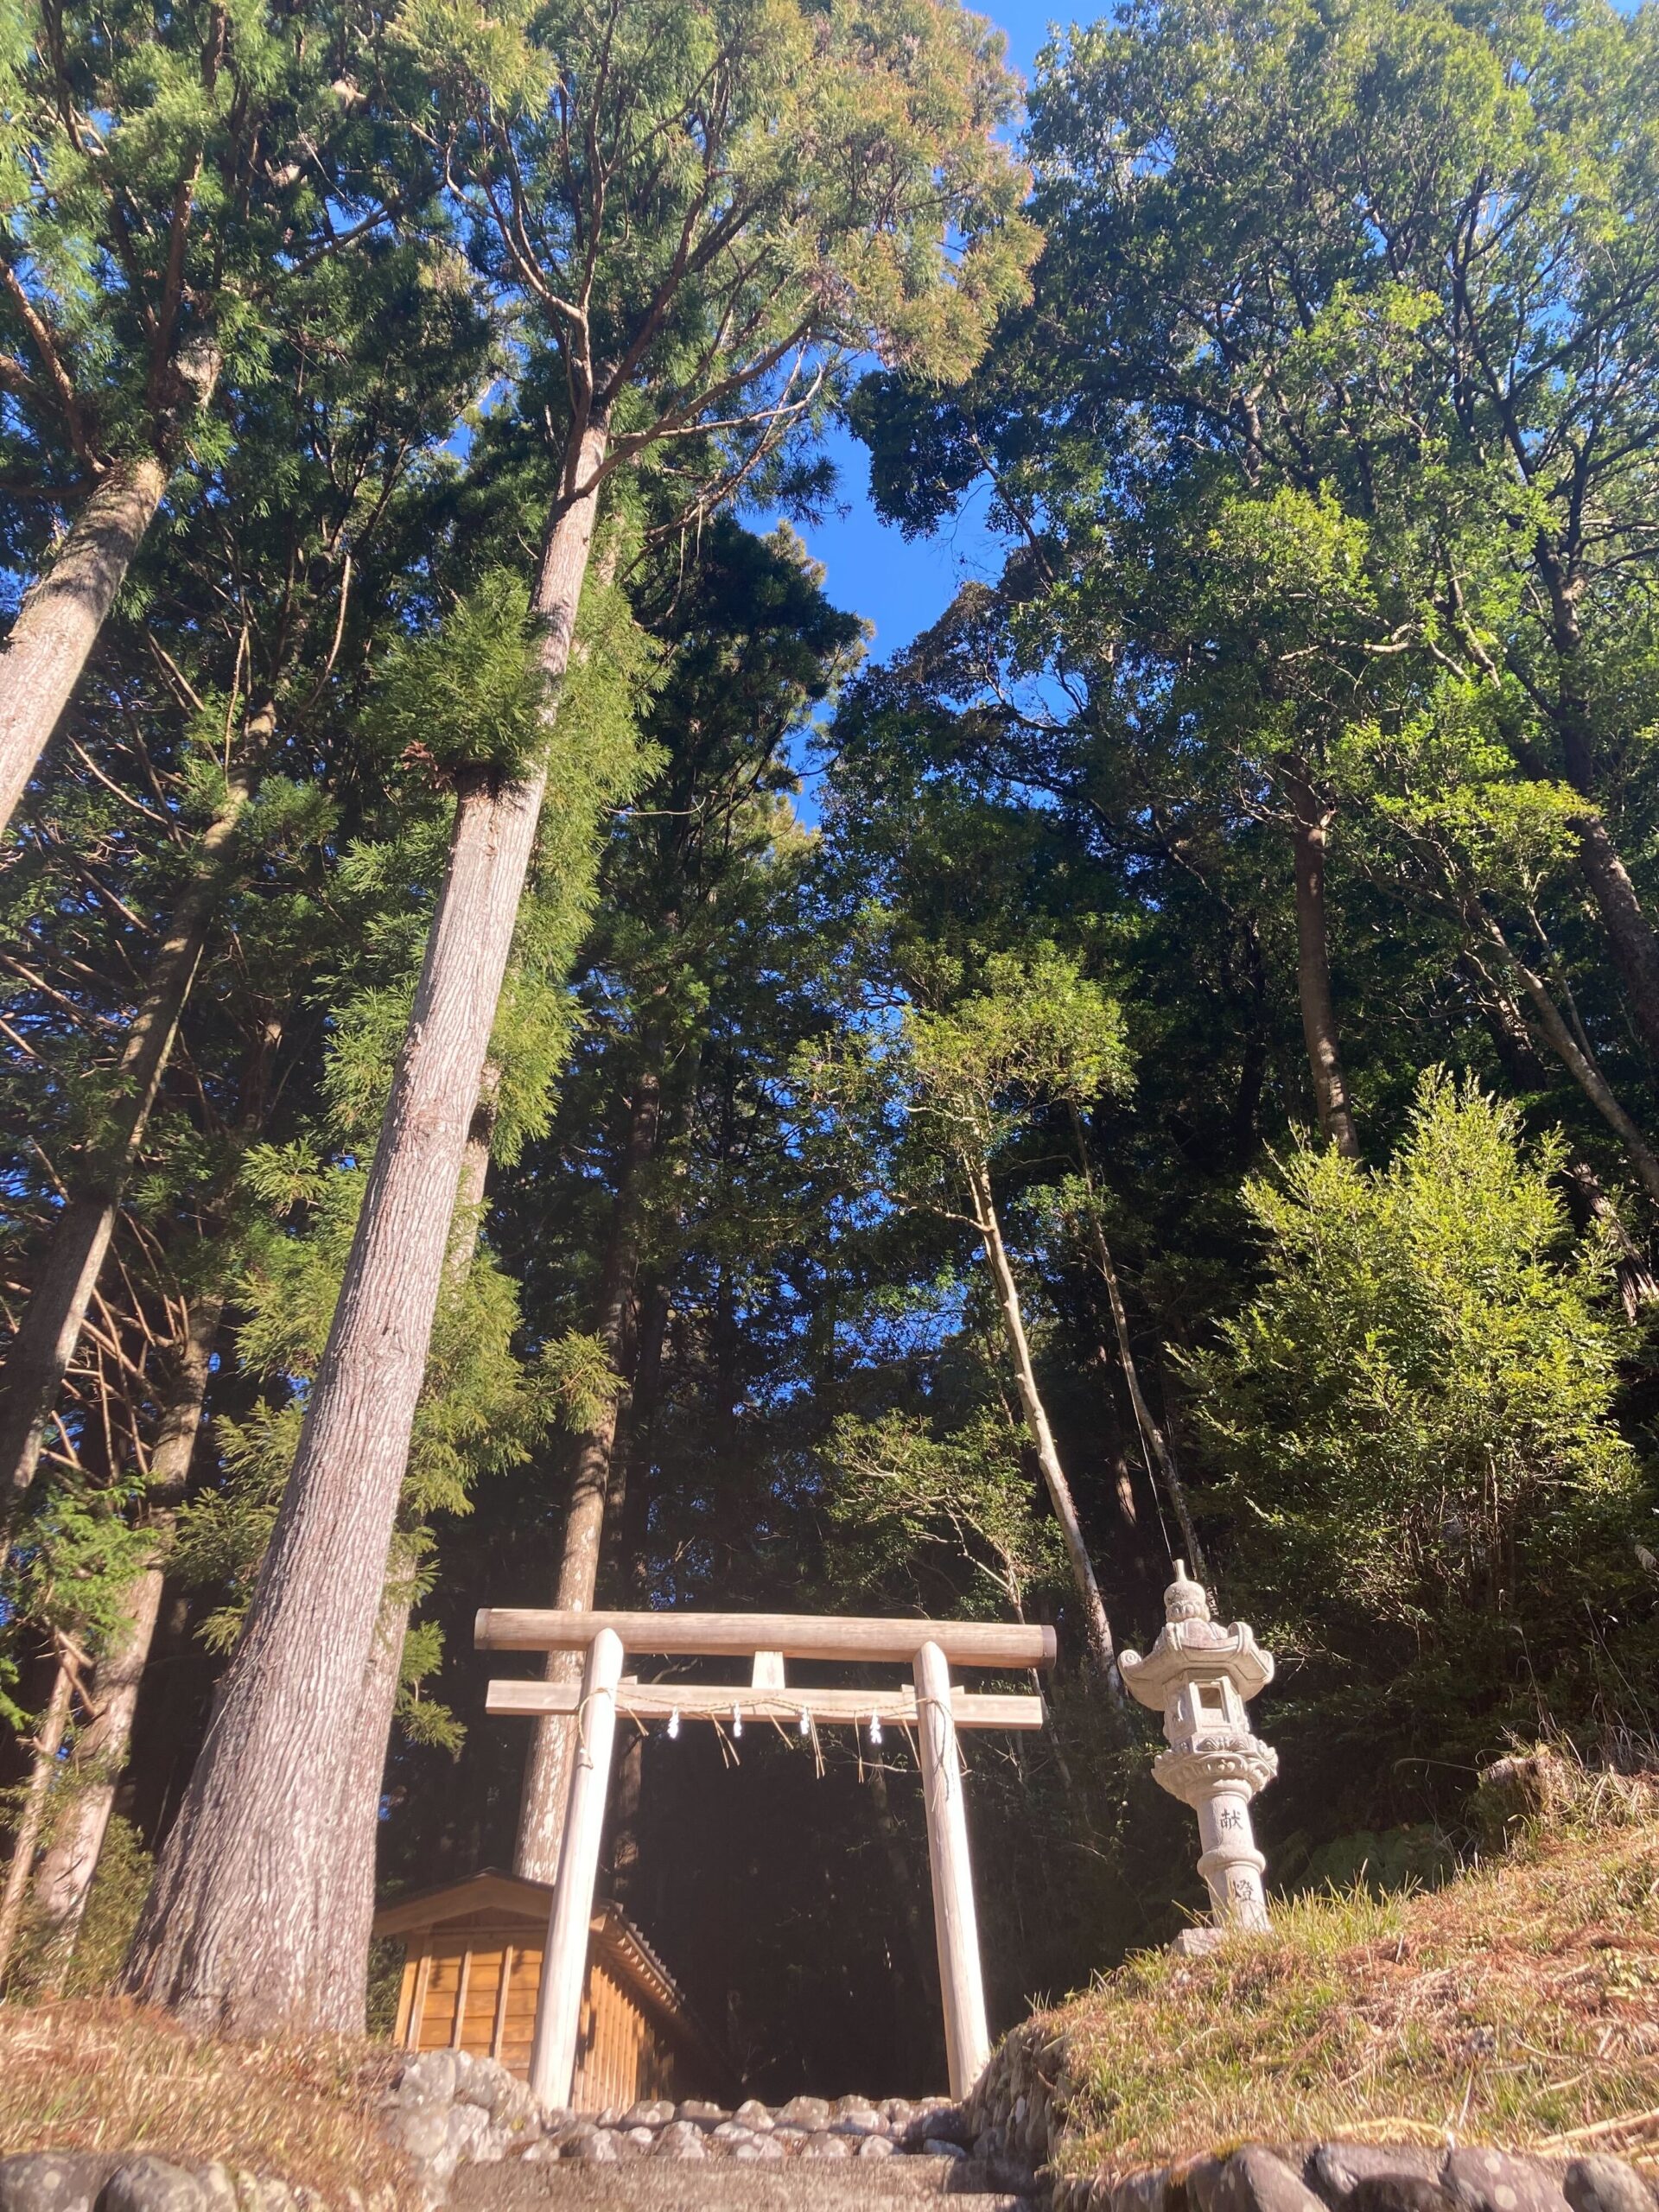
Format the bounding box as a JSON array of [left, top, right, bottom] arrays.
[[475, 1607, 1058, 2107]]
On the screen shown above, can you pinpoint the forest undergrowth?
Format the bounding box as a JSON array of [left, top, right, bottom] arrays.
[[0, 2001, 410, 2201]]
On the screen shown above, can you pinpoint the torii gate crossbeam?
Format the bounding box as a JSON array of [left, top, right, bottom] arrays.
[[475, 1607, 1058, 2107]]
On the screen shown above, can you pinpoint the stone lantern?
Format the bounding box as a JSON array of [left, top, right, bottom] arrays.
[[1120, 1561, 1277, 1937]]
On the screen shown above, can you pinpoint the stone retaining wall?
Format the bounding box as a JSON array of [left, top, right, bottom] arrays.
[[958, 2021, 1658, 2212], [376, 2050, 1004, 2200]]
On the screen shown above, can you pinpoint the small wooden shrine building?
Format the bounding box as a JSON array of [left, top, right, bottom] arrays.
[[373, 1872, 732, 2113]]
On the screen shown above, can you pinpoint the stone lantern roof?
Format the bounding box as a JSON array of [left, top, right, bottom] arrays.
[[1118, 1563, 1274, 1709]]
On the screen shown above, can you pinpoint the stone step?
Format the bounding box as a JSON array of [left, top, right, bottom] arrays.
[[452, 2158, 1040, 2212]]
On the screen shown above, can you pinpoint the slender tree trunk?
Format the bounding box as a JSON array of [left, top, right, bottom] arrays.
[[1285, 772, 1360, 1158], [516, 1057, 660, 1883], [1067, 1106, 1205, 1579], [1230, 917, 1270, 1167], [0, 1655, 76, 1988], [1459, 951, 1552, 1091], [122, 422, 608, 2033], [0, 764, 252, 1535], [606, 1733, 644, 1910], [601, 1274, 671, 1911], [0, 457, 168, 837], [29, 1295, 221, 1967], [1478, 912, 1659, 1206], [1572, 817, 1659, 1069], [964, 1156, 1125, 1702], [1558, 1161, 1659, 1318]]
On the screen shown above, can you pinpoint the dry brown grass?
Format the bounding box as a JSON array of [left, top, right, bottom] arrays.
[[0, 1999, 416, 2207], [1041, 1816, 1659, 2182]]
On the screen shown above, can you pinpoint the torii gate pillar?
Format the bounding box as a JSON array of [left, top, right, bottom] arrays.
[[527, 1626, 624, 2109], [478, 1605, 1057, 2107], [914, 1637, 991, 2089]]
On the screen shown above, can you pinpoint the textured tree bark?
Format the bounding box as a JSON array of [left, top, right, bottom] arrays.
[[1559, 1161, 1659, 1318], [317, 1094, 502, 2024], [964, 1156, 1125, 1702], [1572, 817, 1659, 1067], [122, 423, 608, 2032], [0, 1656, 75, 1988], [516, 1058, 660, 1883], [315, 1558, 415, 2032], [1286, 775, 1359, 1159], [0, 765, 252, 1535], [0, 456, 168, 836], [29, 1295, 221, 1967]]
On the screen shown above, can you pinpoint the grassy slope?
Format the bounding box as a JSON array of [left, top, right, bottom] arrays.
[[0, 1999, 413, 2204], [1043, 1816, 1659, 2181]]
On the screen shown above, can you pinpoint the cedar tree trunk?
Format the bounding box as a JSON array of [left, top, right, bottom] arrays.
[[1286, 772, 1359, 1158], [122, 422, 607, 2032], [318, 1090, 501, 2024], [515, 1056, 660, 1883], [29, 1294, 221, 1963], [0, 457, 168, 836], [0, 764, 251, 1535], [964, 1155, 1125, 1702], [317, 1555, 415, 2030]]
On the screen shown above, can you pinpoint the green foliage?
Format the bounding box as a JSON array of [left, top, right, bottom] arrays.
[[906, 944, 1134, 1146], [823, 1406, 1067, 1615], [807, 938, 1132, 1208], [51, 1816, 154, 1996], [365, 1936, 408, 2038], [367, 571, 549, 780], [178, 1166, 549, 1642], [1185, 1073, 1654, 1761], [1288, 1824, 1453, 1900], [537, 1332, 622, 1434], [2, 1815, 155, 2000], [0, 1497, 153, 1726], [403, 0, 1038, 410]]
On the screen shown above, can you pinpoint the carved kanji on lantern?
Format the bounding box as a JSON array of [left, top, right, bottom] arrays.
[[1120, 1562, 1277, 1934]]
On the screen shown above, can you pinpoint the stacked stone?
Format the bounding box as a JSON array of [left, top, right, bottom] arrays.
[[1045, 2143, 1659, 2212], [374, 2052, 1017, 2198], [0, 2152, 399, 2212], [959, 2024, 1071, 2175], [521, 2088, 988, 2168], [963, 2023, 1659, 2212]]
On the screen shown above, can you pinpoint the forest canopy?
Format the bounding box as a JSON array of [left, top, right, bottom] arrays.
[[1, 0, 1657, 2094]]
